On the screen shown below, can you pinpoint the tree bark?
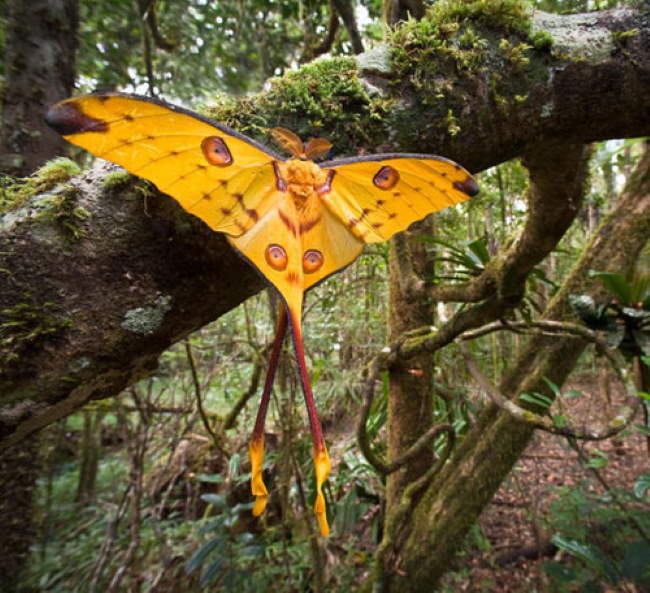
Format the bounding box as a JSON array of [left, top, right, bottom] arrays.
[[0, 167, 263, 448], [388, 143, 650, 592], [0, 439, 41, 589], [0, 0, 79, 175]]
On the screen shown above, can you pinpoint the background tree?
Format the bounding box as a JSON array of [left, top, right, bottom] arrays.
[[0, 0, 78, 175]]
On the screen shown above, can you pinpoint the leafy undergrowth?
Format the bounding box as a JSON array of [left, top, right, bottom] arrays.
[[442, 376, 650, 593]]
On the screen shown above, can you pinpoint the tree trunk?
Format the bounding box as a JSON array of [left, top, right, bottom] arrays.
[[0, 0, 79, 176], [0, 440, 42, 590], [386, 220, 434, 514], [76, 408, 105, 505], [387, 143, 650, 592]]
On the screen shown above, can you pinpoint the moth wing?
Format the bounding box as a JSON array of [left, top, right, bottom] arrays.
[[45, 93, 284, 236], [300, 207, 364, 292], [319, 154, 479, 243]]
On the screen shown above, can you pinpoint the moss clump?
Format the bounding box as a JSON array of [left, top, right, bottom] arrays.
[[612, 28, 640, 42], [426, 0, 535, 37], [34, 184, 89, 242], [0, 158, 81, 216], [204, 57, 393, 155], [102, 169, 133, 191], [498, 39, 532, 71], [530, 30, 554, 51], [0, 296, 72, 374]]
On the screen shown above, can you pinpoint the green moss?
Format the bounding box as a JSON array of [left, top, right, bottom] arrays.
[[425, 0, 534, 37], [102, 169, 133, 191], [204, 58, 392, 155], [612, 28, 640, 42], [387, 0, 554, 137], [444, 109, 461, 136], [0, 296, 72, 374], [34, 184, 89, 242], [0, 158, 81, 216], [530, 30, 554, 51], [498, 39, 532, 72], [32, 158, 81, 189]]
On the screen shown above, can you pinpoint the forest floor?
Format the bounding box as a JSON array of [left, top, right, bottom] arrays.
[[446, 376, 649, 593]]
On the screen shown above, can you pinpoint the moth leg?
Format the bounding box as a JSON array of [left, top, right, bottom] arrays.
[[249, 305, 288, 517]]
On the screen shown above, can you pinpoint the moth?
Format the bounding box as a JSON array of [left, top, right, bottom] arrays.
[[45, 94, 478, 536]]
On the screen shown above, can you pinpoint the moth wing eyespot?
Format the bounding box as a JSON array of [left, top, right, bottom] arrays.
[[373, 165, 399, 190], [201, 136, 233, 166], [303, 249, 323, 274], [265, 244, 288, 271]]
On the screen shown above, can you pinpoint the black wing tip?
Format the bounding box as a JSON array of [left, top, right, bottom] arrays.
[[454, 177, 480, 197], [45, 101, 108, 136]]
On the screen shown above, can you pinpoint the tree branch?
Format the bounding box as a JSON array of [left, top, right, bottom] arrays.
[[457, 323, 642, 441], [2, 7, 650, 446]]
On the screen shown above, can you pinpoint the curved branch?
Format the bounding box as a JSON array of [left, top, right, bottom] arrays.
[[222, 353, 265, 430], [309, 3, 340, 61], [185, 341, 229, 456], [138, 0, 178, 51], [457, 321, 642, 440], [356, 354, 391, 474], [356, 346, 454, 476], [331, 0, 364, 54]]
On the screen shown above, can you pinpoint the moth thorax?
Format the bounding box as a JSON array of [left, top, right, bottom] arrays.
[[286, 159, 325, 186], [288, 183, 314, 210]]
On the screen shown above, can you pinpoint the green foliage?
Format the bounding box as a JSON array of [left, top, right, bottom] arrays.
[[425, 236, 491, 280], [23, 455, 130, 591], [543, 480, 650, 593], [633, 473, 650, 499], [186, 494, 264, 589], [77, 0, 307, 99], [569, 269, 650, 357]]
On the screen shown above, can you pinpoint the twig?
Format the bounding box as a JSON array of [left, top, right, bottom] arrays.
[[456, 320, 642, 440], [184, 340, 229, 456], [356, 342, 454, 475], [88, 484, 132, 593], [223, 349, 267, 430]]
